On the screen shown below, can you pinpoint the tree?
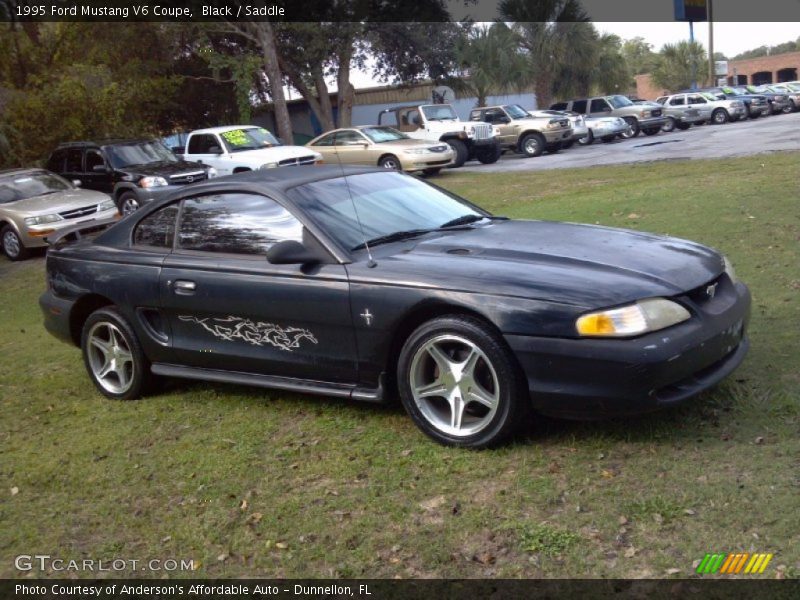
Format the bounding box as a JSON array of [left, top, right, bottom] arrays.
[[453, 23, 529, 108], [651, 41, 709, 92], [622, 37, 658, 76], [499, 0, 596, 108], [590, 33, 632, 95]]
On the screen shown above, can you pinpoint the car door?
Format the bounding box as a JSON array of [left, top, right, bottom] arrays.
[[60, 148, 84, 185], [327, 130, 373, 166], [484, 108, 516, 146], [81, 148, 113, 193], [588, 98, 612, 116], [687, 94, 712, 119], [159, 191, 358, 383], [187, 133, 227, 173]]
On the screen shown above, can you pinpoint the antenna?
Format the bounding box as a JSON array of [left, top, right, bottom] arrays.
[[332, 132, 377, 268]]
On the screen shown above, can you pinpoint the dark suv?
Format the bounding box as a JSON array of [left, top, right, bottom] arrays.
[[46, 139, 215, 216]]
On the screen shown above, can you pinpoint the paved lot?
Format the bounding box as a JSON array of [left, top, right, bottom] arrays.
[[461, 111, 800, 173]]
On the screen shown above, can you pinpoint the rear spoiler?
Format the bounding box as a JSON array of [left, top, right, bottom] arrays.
[[44, 216, 121, 246]]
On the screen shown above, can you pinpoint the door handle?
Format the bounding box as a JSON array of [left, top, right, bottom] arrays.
[[173, 280, 196, 295]]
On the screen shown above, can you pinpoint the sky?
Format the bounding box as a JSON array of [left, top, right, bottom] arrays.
[[339, 22, 800, 91]]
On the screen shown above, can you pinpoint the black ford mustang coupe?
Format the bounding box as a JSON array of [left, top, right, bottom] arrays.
[[40, 166, 750, 447]]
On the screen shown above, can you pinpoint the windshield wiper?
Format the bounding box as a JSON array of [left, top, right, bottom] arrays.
[[351, 229, 433, 252], [438, 214, 506, 229]]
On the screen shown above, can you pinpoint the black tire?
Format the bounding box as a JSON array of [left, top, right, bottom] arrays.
[[421, 168, 442, 177], [117, 191, 140, 217], [620, 118, 640, 139], [475, 143, 502, 164], [378, 154, 401, 170], [1, 225, 30, 261], [445, 139, 468, 168], [712, 108, 729, 125], [519, 132, 545, 157], [397, 315, 529, 448], [675, 121, 692, 130], [562, 139, 575, 149], [602, 135, 617, 143], [642, 127, 660, 136], [578, 130, 594, 145], [81, 307, 154, 401], [661, 117, 676, 132], [749, 109, 761, 119], [781, 103, 793, 114]]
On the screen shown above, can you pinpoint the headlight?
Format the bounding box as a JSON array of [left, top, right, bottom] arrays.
[[723, 256, 738, 284], [403, 148, 429, 155], [97, 199, 116, 212], [640, 110, 651, 118], [546, 118, 562, 129], [576, 298, 690, 337], [260, 162, 279, 169], [24, 214, 63, 226], [207, 167, 218, 178], [139, 176, 168, 188]]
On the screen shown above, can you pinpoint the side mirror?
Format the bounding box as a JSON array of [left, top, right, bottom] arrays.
[[267, 240, 322, 265], [72, 179, 82, 187], [92, 164, 110, 173], [208, 145, 223, 154]]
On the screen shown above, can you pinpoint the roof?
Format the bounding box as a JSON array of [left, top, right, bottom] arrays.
[[0, 167, 46, 178], [56, 139, 154, 149], [188, 125, 264, 135]]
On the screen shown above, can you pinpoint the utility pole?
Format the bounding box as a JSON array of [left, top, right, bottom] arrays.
[[708, 0, 714, 85], [689, 20, 697, 89]]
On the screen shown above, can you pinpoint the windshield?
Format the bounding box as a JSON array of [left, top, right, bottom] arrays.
[[360, 127, 409, 143], [503, 104, 530, 119], [607, 95, 634, 109], [700, 92, 719, 101], [106, 141, 178, 168], [721, 87, 744, 96], [0, 171, 71, 204], [219, 127, 281, 152], [287, 172, 486, 251], [420, 105, 458, 121]]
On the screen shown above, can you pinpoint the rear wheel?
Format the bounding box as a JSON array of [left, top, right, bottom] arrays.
[[397, 315, 529, 448], [378, 155, 401, 170], [1, 226, 29, 261], [520, 132, 545, 157], [475, 144, 502, 164], [445, 139, 468, 168], [118, 192, 140, 217], [81, 307, 153, 400], [712, 108, 729, 124], [577, 130, 594, 145]]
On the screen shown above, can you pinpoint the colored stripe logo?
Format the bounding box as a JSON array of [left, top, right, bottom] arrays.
[[696, 553, 773, 574]]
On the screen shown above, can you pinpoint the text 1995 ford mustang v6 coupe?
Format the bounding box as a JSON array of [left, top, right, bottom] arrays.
[[40, 166, 750, 447]]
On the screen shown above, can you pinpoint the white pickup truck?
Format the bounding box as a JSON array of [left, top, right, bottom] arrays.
[[179, 126, 322, 175]]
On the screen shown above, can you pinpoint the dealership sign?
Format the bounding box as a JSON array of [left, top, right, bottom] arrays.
[[674, 0, 708, 21]]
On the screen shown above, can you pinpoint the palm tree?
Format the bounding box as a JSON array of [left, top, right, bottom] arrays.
[[652, 41, 709, 92], [454, 23, 530, 107]]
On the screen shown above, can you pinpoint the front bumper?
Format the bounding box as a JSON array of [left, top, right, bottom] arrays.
[[749, 104, 770, 116], [23, 207, 120, 249], [543, 128, 574, 143], [505, 278, 751, 419], [402, 152, 455, 172], [589, 124, 627, 137], [638, 116, 668, 130], [468, 137, 499, 148]]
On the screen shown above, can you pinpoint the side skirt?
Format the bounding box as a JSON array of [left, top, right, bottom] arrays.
[[150, 363, 386, 404]]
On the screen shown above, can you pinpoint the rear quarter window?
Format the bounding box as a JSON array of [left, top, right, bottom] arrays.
[[133, 204, 179, 249]]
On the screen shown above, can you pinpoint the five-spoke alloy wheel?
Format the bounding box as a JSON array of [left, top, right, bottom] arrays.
[[397, 315, 528, 448]]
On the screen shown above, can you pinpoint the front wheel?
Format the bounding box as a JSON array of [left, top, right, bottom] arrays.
[[577, 130, 594, 145], [520, 132, 545, 157], [712, 109, 729, 124], [1, 226, 29, 261], [397, 315, 529, 448], [81, 307, 154, 400], [118, 192, 140, 217], [661, 117, 676, 133], [378, 155, 401, 170], [445, 139, 468, 168], [620, 118, 640, 139], [475, 144, 502, 164]]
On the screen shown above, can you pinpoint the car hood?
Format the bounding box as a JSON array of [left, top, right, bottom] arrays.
[[0, 189, 111, 216], [367, 220, 723, 307], [120, 160, 208, 177]]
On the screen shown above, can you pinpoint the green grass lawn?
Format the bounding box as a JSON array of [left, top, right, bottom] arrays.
[[1, 153, 798, 579]]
